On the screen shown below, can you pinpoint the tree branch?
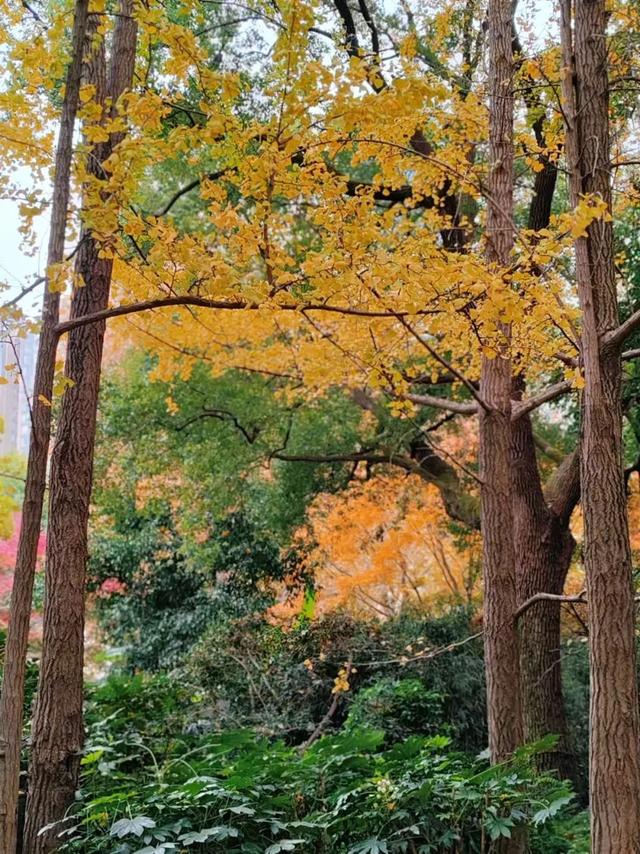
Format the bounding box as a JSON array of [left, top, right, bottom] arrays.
[[176, 407, 261, 442], [153, 170, 227, 217], [273, 449, 419, 473], [406, 392, 476, 416], [533, 432, 565, 464], [299, 655, 353, 750], [396, 316, 490, 411], [511, 380, 573, 421], [54, 295, 438, 336], [1, 277, 44, 310], [515, 590, 586, 621], [603, 309, 640, 351]]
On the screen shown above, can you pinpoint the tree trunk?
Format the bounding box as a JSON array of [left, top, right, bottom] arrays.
[[23, 7, 137, 850], [480, 0, 523, 765], [561, 0, 640, 848], [514, 89, 578, 784], [0, 3, 89, 851], [512, 407, 577, 781]]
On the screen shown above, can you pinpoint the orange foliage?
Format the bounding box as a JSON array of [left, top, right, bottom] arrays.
[[628, 476, 640, 555], [269, 466, 480, 625]]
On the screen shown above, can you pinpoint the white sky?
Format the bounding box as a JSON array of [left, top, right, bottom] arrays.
[[0, 189, 48, 313], [0, 0, 555, 313]]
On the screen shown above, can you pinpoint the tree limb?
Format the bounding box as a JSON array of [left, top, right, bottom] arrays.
[[515, 590, 586, 621], [176, 407, 261, 442], [406, 392, 476, 416], [54, 295, 439, 336], [603, 309, 640, 351], [511, 380, 573, 420]]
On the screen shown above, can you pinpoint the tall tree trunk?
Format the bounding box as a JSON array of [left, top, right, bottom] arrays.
[[514, 102, 578, 783], [561, 0, 640, 848], [480, 0, 523, 765], [23, 7, 137, 850], [0, 3, 89, 851], [512, 406, 577, 781]]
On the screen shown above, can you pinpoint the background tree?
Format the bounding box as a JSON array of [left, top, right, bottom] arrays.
[[24, 4, 137, 847], [0, 1, 89, 848], [561, 0, 640, 846]]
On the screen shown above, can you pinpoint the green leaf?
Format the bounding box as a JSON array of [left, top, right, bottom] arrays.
[[348, 839, 389, 854], [81, 749, 105, 766], [513, 734, 559, 762], [485, 814, 514, 841], [110, 816, 157, 838], [179, 826, 240, 844], [228, 804, 256, 815], [533, 794, 574, 826], [264, 840, 306, 853]]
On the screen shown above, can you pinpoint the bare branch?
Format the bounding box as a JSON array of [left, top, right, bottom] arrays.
[[273, 449, 420, 473], [515, 590, 586, 621], [532, 432, 565, 464], [511, 379, 573, 420], [1, 277, 44, 310], [353, 631, 483, 667], [603, 308, 640, 351], [153, 169, 227, 217], [390, 313, 489, 411], [406, 392, 476, 416], [299, 654, 353, 750], [176, 407, 261, 442], [1, 241, 85, 310]]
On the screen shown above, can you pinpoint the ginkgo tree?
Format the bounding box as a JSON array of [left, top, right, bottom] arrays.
[[83, 0, 587, 781], [0, 0, 586, 839], [4, 0, 640, 849]]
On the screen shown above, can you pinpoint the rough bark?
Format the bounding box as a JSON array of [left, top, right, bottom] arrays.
[[512, 405, 577, 781], [514, 111, 578, 781], [480, 0, 523, 767], [23, 7, 137, 850], [561, 0, 640, 849], [0, 4, 89, 852]]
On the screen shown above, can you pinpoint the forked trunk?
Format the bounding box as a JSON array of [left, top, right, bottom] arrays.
[[23, 7, 137, 849]]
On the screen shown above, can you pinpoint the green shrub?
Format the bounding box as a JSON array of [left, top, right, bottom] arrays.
[[89, 515, 216, 671], [89, 509, 307, 673], [85, 672, 201, 742], [530, 810, 590, 854], [0, 629, 39, 721], [345, 678, 446, 742], [188, 607, 486, 751], [561, 640, 590, 800], [59, 726, 574, 853]]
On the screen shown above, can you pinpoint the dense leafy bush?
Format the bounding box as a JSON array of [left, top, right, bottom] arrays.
[[189, 608, 486, 751], [89, 508, 305, 672], [530, 811, 590, 854], [60, 717, 575, 854], [89, 511, 216, 671], [560, 641, 590, 800], [85, 672, 202, 743], [344, 679, 445, 742]]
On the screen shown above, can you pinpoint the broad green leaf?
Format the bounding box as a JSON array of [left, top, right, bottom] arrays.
[[348, 839, 389, 854], [110, 816, 157, 838]]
